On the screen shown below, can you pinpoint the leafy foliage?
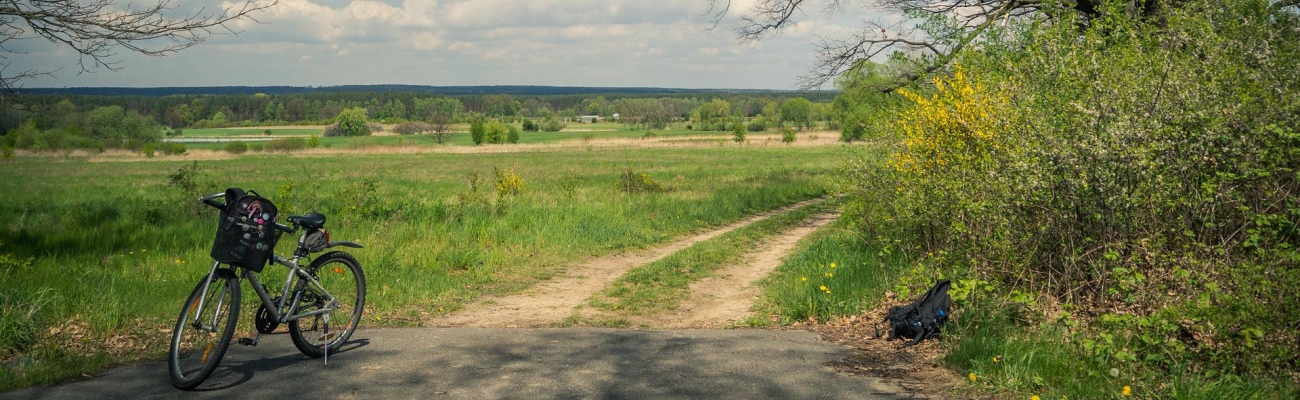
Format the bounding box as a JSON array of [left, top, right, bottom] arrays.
[[838, 0, 1300, 392], [333, 107, 370, 137]]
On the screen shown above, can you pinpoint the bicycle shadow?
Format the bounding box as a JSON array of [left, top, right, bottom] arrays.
[[188, 335, 371, 392]]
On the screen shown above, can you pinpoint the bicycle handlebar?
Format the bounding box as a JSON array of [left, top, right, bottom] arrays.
[[199, 192, 225, 209], [199, 192, 296, 233]]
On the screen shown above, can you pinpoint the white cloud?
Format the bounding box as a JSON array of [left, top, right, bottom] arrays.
[[17, 0, 897, 89]]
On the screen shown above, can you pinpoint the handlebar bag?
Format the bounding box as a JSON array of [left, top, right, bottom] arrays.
[[210, 188, 280, 272]]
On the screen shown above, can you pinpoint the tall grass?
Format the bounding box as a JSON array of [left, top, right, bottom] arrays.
[[0, 145, 844, 389], [757, 225, 910, 324]]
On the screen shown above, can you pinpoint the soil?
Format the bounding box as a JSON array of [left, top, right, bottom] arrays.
[[424, 198, 826, 328], [794, 297, 967, 399]]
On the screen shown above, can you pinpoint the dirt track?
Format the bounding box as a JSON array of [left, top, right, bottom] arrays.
[[427, 198, 835, 328]]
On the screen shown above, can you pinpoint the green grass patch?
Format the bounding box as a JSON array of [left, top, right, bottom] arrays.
[[584, 198, 838, 316], [0, 144, 844, 390], [180, 127, 324, 137], [755, 223, 911, 325], [943, 299, 1300, 399]]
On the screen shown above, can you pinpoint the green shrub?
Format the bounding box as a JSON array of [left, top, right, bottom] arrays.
[[617, 167, 664, 194], [161, 142, 186, 155], [264, 137, 307, 152], [470, 120, 485, 145], [506, 125, 520, 144], [140, 142, 156, 158], [839, 0, 1300, 388], [223, 141, 248, 154], [541, 117, 565, 132], [781, 126, 796, 144]]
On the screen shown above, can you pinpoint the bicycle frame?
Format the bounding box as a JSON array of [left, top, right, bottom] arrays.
[[190, 237, 339, 335]]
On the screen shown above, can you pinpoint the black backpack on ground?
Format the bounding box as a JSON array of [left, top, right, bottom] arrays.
[[881, 280, 952, 347], [209, 188, 280, 272]]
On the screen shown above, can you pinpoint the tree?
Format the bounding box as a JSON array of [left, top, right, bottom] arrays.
[[470, 120, 486, 145], [334, 107, 370, 137], [84, 105, 159, 147], [0, 0, 276, 99], [706, 0, 1212, 91], [731, 118, 746, 143], [779, 98, 812, 130]]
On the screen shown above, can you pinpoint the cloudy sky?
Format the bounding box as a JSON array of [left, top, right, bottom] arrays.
[[13, 0, 893, 90]]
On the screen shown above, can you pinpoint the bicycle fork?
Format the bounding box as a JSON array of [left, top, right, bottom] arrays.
[[190, 262, 229, 331]]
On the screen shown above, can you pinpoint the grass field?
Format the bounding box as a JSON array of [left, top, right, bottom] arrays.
[[178, 127, 327, 137], [0, 142, 851, 389], [174, 123, 804, 151]]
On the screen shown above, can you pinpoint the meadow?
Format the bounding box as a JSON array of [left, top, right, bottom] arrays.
[[172, 122, 785, 151], [0, 139, 850, 389]]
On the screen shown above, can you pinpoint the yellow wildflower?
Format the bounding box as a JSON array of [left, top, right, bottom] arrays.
[[1032, 396, 1040, 400], [1122, 386, 1131, 396], [968, 372, 976, 382], [992, 355, 1001, 363], [830, 263, 836, 269], [801, 277, 807, 282], [819, 285, 827, 292]]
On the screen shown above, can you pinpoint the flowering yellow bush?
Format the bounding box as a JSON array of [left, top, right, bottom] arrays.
[[494, 167, 525, 196], [890, 64, 1013, 176]]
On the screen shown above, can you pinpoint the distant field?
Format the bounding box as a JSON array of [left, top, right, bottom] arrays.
[[176, 122, 788, 150], [178, 127, 327, 137]]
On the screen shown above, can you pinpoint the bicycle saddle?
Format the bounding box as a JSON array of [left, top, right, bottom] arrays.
[[288, 213, 326, 230]]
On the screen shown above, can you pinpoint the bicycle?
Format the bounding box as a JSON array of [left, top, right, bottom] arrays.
[[168, 189, 366, 390]]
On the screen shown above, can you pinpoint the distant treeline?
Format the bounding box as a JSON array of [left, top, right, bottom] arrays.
[[17, 85, 825, 98], [3, 86, 837, 133]]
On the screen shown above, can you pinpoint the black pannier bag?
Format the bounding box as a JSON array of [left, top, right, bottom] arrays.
[[210, 188, 280, 272], [881, 280, 952, 347]]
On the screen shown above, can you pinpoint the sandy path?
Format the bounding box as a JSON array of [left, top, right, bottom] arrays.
[[645, 210, 840, 329], [425, 198, 828, 328]]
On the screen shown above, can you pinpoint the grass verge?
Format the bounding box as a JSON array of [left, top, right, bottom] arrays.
[[576, 198, 840, 323]]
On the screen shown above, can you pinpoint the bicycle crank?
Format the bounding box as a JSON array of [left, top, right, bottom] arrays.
[[254, 298, 281, 334]]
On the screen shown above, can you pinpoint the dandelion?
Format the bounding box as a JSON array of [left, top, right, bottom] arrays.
[[993, 355, 1001, 363], [830, 263, 836, 269], [826, 272, 834, 278], [819, 285, 827, 292], [968, 372, 977, 383], [1122, 386, 1131, 396], [129, 251, 134, 255], [801, 277, 807, 282], [1032, 396, 1040, 400]]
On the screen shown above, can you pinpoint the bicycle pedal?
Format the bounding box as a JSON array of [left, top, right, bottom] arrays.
[[237, 338, 256, 346]]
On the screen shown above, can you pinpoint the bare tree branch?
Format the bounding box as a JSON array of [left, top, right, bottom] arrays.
[[0, 0, 277, 100], [1272, 0, 1300, 11], [709, 0, 1191, 91]]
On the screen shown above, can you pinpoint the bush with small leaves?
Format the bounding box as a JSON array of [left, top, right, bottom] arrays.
[[224, 141, 248, 154]]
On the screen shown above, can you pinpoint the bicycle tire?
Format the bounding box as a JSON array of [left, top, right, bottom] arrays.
[[289, 251, 365, 358], [168, 268, 240, 390]]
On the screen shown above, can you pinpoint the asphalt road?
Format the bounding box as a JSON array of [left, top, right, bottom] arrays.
[[4, 328, 907, 399]]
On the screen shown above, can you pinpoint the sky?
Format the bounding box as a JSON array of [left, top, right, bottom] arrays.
[[12, 0, 895, 90]]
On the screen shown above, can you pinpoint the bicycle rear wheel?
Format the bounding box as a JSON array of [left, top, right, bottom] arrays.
[[168, 268, 240, 390], [290, 251, 366, 358]]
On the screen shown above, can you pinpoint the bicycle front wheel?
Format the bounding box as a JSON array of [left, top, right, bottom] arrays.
[[290, 251, 366, 358], [168, 268, 240, 390]]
